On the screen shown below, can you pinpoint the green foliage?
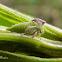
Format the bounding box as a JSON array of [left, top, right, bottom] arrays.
[[0, 3, 62, 62]]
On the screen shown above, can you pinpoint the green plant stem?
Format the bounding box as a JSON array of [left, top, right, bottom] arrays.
[[43, 27, 61, 40], [0, 4, 62, 40], [0, 27, 49, 58], [0, 4, 33, 26], [0, 26, 10, 33], [0, 33, 62, 57], [0, 50, 62, 62], [0, 40, 49, 58], [44, 23, 62, 40]]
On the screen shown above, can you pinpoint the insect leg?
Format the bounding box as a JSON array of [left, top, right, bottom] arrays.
[[32, 31, 37, 38]]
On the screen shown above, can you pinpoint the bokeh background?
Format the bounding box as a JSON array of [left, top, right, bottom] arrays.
[[0, 0, 62, 28]]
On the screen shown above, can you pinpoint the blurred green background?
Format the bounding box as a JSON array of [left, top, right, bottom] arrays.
[[0, 0, 62, 28]]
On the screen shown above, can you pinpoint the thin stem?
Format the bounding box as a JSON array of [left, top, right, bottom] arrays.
[[0, 50, 62, 62]]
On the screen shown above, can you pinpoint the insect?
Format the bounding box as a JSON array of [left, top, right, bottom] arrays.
[[7, 18, 46, 38], [24, 18, 46, 38]]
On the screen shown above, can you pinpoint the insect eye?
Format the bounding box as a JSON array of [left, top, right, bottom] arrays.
[[32, 19, 37, 21], [32, 18, 46, 25]]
